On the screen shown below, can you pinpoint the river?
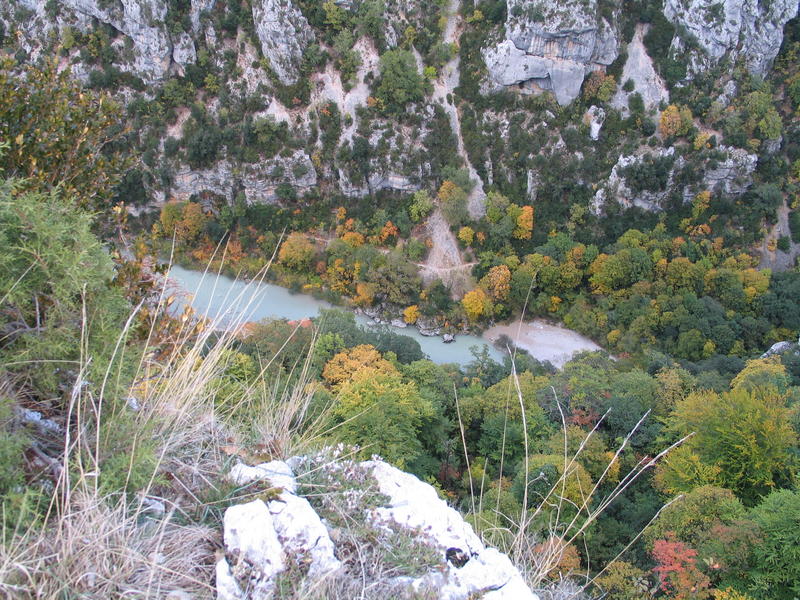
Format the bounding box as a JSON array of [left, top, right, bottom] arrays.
[[167, 265, 601, 367]]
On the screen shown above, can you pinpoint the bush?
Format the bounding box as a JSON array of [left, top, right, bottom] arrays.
[[789, 210, 800, 243], [375, 49, 424, 112], [185, 126, 222, 168], [745, 489, 800, 598]]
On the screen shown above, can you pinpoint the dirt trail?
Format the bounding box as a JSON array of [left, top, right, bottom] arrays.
[[419, 210, 474, 296], [432, 0, 486, 219], [415, 0, 484, 297]]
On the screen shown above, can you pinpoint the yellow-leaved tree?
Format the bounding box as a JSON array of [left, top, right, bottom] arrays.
[[655, 386, 797, 504], [514, 205, 534, 239], [322, 344, 397, 390], [461, 288, 492, 322], [403, 305, 420, 324], [278, 232, 316, 270]]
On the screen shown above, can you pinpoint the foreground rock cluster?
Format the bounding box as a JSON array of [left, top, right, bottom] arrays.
[[216, 454, 537, 600]]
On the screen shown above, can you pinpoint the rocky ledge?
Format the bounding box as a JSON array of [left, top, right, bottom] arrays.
[[217, 452, 538, 599]]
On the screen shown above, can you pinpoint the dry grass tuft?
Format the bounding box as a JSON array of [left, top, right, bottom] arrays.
[[1, 490, 216, 598]]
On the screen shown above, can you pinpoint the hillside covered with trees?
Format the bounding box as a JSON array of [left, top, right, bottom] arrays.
[[1, 0, 799, 598]]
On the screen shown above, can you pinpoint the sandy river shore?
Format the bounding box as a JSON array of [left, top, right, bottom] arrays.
[[484, 319, 603, 368]]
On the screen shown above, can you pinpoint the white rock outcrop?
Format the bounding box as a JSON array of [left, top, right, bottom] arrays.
[[584, 105, 605, 141], [217, 500, 286, 600], [170, 151, 317, 205], [610, 23, 669, 114], [483, 0, 618, 105], [229, 460, 297, 492], [172, 32, 197, 74], [702, 145, 757, 196], [366, 459, 485, 555], [365, 460, 537, 599], [663, 0, 799, 77], [217, 461, 341, 600], [593, 145, 757, 214], [761, 337, 800, 359], [217, 457, 538, 600], [251, 0, 315, 86], [60, 0, 175, 81]]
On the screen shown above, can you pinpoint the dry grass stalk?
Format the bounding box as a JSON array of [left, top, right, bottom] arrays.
[[460, 347, 689, 595]]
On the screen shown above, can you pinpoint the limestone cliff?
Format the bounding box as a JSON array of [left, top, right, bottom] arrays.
[[664, 0, 799, 77], [482, 0, 619, 105], [251, 0, 314, 86]]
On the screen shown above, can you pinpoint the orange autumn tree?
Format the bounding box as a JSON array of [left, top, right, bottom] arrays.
[[514, 205, 534, 239], [353, 282, 376, 307], [652, 537, 711, 600], [659, 104, 693, 137], [224, 235, 245, 263], [341, 231, 365, 247], [177, 202, 208, 242], [378, 220, 399, 244], [481, 264, 512, 301], [159, 200, 208, 242]]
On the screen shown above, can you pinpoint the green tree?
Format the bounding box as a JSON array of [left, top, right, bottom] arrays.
[[644, 486, 746, 550], [332, 369, 434, 468], [409, 190, 434, 222], [743, 489, 800, 599], [375, 49, 424, 112], [438, 180, 468, 227], [658, 387, 797, 504], [730, 356, 791, 393], [0, 178, 130, 396], [278, 232, 316, 271], [589, 248, 653, 294], [512, 454, 594, 518]]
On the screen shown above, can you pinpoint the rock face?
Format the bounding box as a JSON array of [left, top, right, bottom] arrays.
[[593, 147, 678, 212], [60, 0, 176, 81], [170, 151, 317, 205], [610, 23, 669, 113], [761, 337, 800, 359], [701, 145, 758, 196], [251, 0, 315, 86], [584, 105, 605, 140], [483, 0, 618, 105], [217, 457, 538, 600], [664, 0, 799, 77], [593, 145, 757, 213]]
